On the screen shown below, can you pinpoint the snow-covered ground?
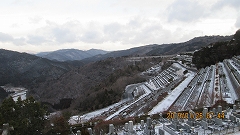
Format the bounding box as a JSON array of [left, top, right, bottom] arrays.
[[69, 101, 124, 125], [141, 64, 161, 75], [221, 62, 238, 101], [11, 90, 27, 101], [1, 86, 27, 101], [149, 72, 195, 114], [218, 63, 235, 104], [172, 62, 186, 76]]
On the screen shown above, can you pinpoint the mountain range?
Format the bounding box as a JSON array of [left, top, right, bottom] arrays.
[[35, 35, 232, 63], [81, 35, 232, 63], [36, 49, 108, 61]]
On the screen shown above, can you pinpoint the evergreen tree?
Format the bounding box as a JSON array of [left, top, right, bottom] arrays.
[[0, 97, 47, 135]]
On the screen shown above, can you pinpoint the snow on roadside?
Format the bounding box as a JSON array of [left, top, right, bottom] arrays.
[[69, 101, 123, 125], [148, 72, 195, 115]]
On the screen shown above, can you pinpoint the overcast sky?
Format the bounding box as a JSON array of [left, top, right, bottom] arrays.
[[0, 0, 239, 53]]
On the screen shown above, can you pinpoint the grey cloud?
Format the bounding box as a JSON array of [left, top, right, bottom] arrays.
[[52, 27, 78, 43], [1, 18, 189, 46], [128, 17, 144, 28], [103, 17, 149, 44], [102, 18, 174, 45], [45, 20, 56, 26], [167, 0, 206, 22], [104, 22, 124, 42], [129, 24, 171, 44], [0, 32, 26, 45], [27, 35, 49, 45], [12, 37, 26, 46], [104, 23, 122, 34], [80, 30, 104, 44], [103, 19, 203, 45], [213, 0, 240, 9], [0, 32, 14, 42], [26, 20, 82, 45], [0, 17, 208, 47]]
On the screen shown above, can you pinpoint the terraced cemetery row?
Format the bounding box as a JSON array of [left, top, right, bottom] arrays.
[[169, 56, 240, 112]]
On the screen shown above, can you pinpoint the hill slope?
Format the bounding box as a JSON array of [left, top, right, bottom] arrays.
[[192, 30, 240, 69], [0, 49, 74, 87]]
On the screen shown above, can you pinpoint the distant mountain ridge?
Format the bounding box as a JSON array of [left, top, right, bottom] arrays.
[[146, 35, 233, 56], [36, 49, 109, 61], [81, 35, 232, 63], [35, 36, 232, 63]]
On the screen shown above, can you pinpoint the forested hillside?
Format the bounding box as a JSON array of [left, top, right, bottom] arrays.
[[0, 49, 74, 87], [32, 57, 163, 112], [192, 29, 240, 69]]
